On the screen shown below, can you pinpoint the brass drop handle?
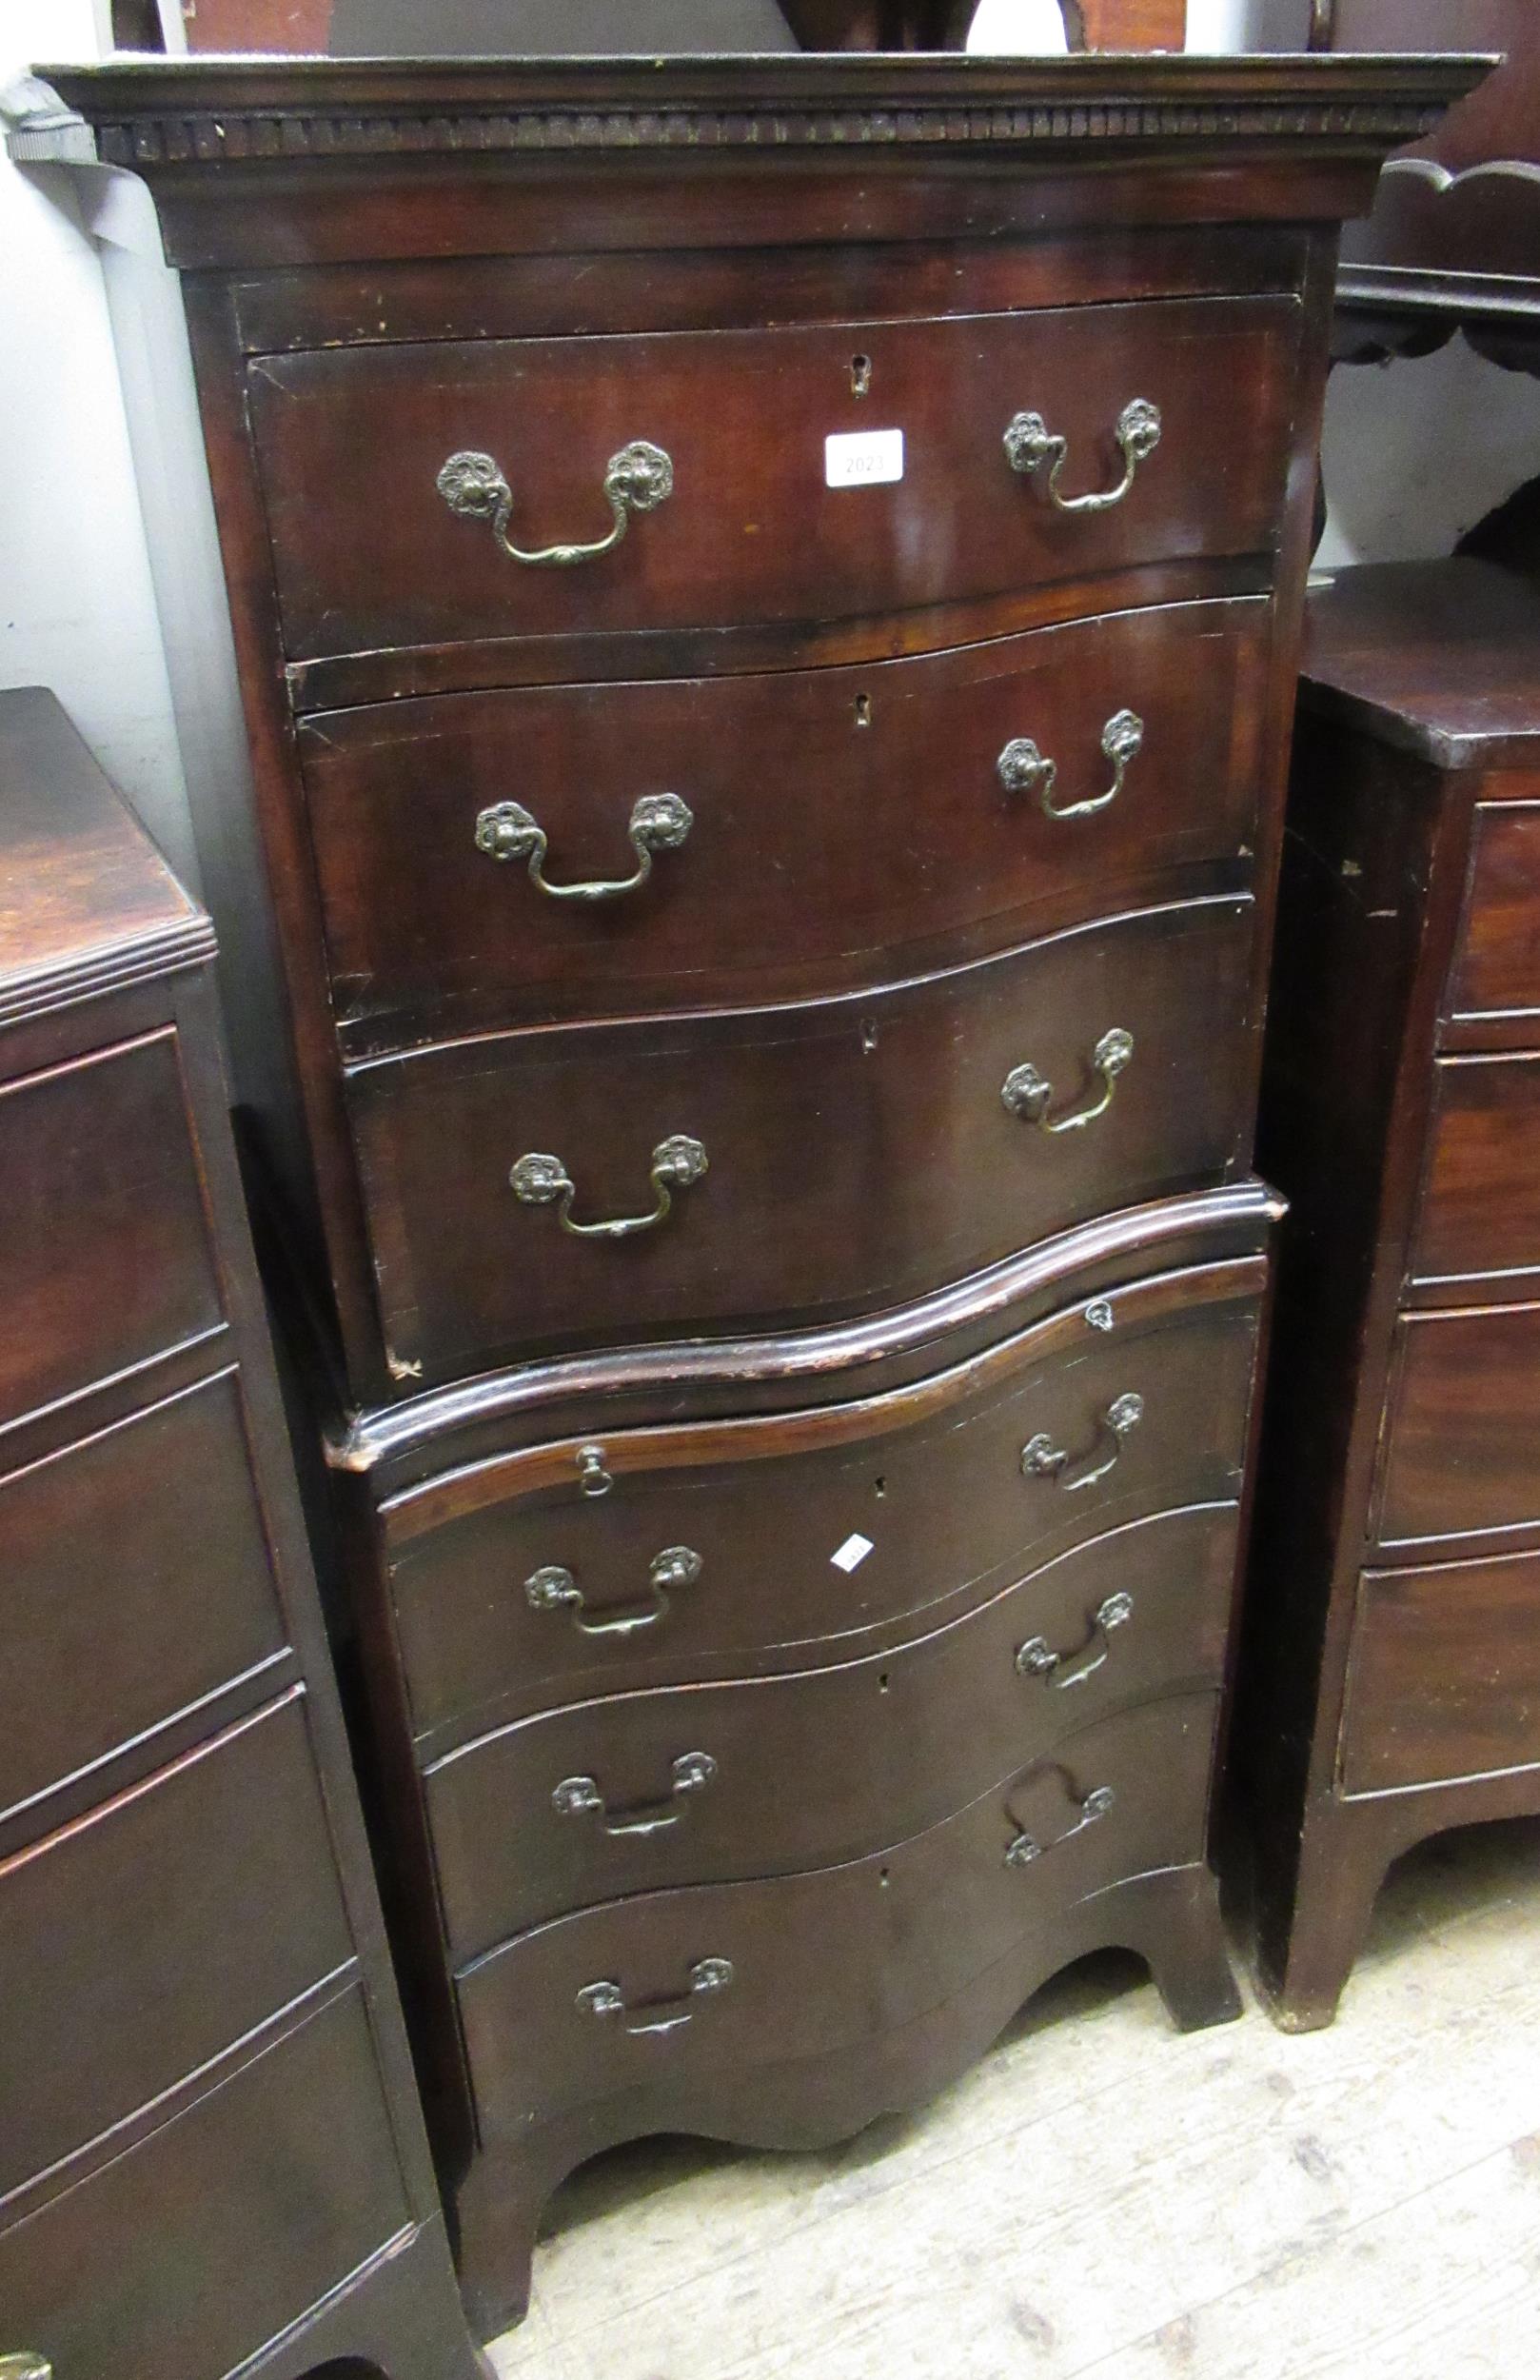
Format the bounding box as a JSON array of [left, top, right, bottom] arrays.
[[475, 792, 693, 902], [436, 439, 674, 567], [525, 1546, 702, 1639], [509, 1135, 707, 1241], [1017, 1592, 1135, 1690], [1022, 1392, 1144, 1493], [997, 710, 1144, 823], [553, 1749, 717, 1838], [1005, 1781, 1116, 1868], [1001, 1029, 1134, 1135], [1003, 398, 1162, 514], [576, 1956, 734, 2038]]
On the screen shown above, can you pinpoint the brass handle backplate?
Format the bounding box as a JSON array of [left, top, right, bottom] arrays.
[[525, 1545, 702, 1639], [997, 709, 1144, 823], [1003, 398, 1162, 515], [0, 2359, 53, 2380], [1022, 1392, 1145, 1494], [1001, 1028, 1134, 1135], [1004, 1778, 1116, 1868], [577, 1955, 734, 2038], [509, 1134, 707, 1240], [553, 1749, 717, 1837], [475, 791, 693, 902], [1016, 1591, 1135, 1689], [436, 439, 674, 567]]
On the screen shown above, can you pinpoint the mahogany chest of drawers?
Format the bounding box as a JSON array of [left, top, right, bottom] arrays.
[[1237, 559, 1540, 2029], [25, 49, 1478, 2334], [0, 691, 481, 2380]]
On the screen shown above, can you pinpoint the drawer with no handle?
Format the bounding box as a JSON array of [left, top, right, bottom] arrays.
[[0, 1691, 353, 2203]]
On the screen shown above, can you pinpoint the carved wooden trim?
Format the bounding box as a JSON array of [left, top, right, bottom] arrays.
[[12, 56, 1489, 174]]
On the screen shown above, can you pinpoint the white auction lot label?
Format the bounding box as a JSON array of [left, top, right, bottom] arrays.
[[824, 428, 905, 488]]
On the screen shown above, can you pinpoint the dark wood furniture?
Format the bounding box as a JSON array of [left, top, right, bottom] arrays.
[[0, 688, 483, 2380], [1309, 2, 1540, 374], [18, 50, 1479, 2334], [1234, 559, 1540, 2030]]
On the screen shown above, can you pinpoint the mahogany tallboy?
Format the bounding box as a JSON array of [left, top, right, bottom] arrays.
[[0, 690, 482, 2380], [1236, 560, 1540, 2029], [20, 50, 1481, 2332]]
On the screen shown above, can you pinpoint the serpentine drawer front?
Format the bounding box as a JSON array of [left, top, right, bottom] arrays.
[[1446, 803, 1540, 1038], [385, 1258, 1261, 1750], [35, 45, 1470, 2329], [298, 598, 1271, 1053], [248, 299, 1300, 665], [349, 894, 1254, 1382], [457, 1691, 1219, 2137], [424, 1504, 1237, 1959], [1374, 1302, 1540, 1550]]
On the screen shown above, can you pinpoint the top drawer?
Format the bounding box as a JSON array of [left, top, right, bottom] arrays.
[[248, 297, 1302, 666], [0, 1030, 224, 1437]]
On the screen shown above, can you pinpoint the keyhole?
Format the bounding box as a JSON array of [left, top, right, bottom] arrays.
[[874, 1476, 887, 1497], [878, 1673, 891, 1695], [860, 1019, 879, 1054], [854, 692, 873, 728], [851, 353, 873, 397]]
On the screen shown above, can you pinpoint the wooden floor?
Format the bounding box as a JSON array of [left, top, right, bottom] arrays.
[[488, 1817, 1540, 2379]]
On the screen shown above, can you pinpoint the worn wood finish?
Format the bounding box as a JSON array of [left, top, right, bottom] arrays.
[[386, 1274, 1259, 1749], [301, 599, 1269, 1053], [0, 1692, 351, 2200], [0, 693, 481, 2379], [1447, 805, 1540, 1033], [427, 1505, 1237, 1958], [1234, 559, 1540, 2032], [0, 1370, 286, 1830], [249, 299, 1299, 668], [1376, 1302, 1540, 1551], [351, 895, 1254, 1383], [1340, 1547, 1540, 1795], [0, 1986, 412, 2380], [455, 1693, 1227, 2332], [0, 1031, 224, 1436], [1410, 1053, 1540, 1299], [15, 54, 1474, 2327]]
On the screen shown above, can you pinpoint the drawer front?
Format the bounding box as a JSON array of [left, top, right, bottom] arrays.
[[424, 1505, 1236, 1960], [0, 1371, 286, 1827], [387, 1276, 1261, 1748], [1411, 1053, 1540, 1296], [249, 298, 1301, 664], [0, 1693, 352, 2200], [299, 598, 1271, 1053], [1376, 1304, 1540, 1549], [1447, 803, 1540, 1034], [1340, 1550, 1540, 1795], [458, 1691, 1217, 2134], [351, 895, 1255, 1384], [0, 1031, 224, 1434], [0, 1986, 410, 2380]]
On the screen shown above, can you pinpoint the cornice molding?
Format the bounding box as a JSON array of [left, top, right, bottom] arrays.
[[12, 54, 1492, 175]]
